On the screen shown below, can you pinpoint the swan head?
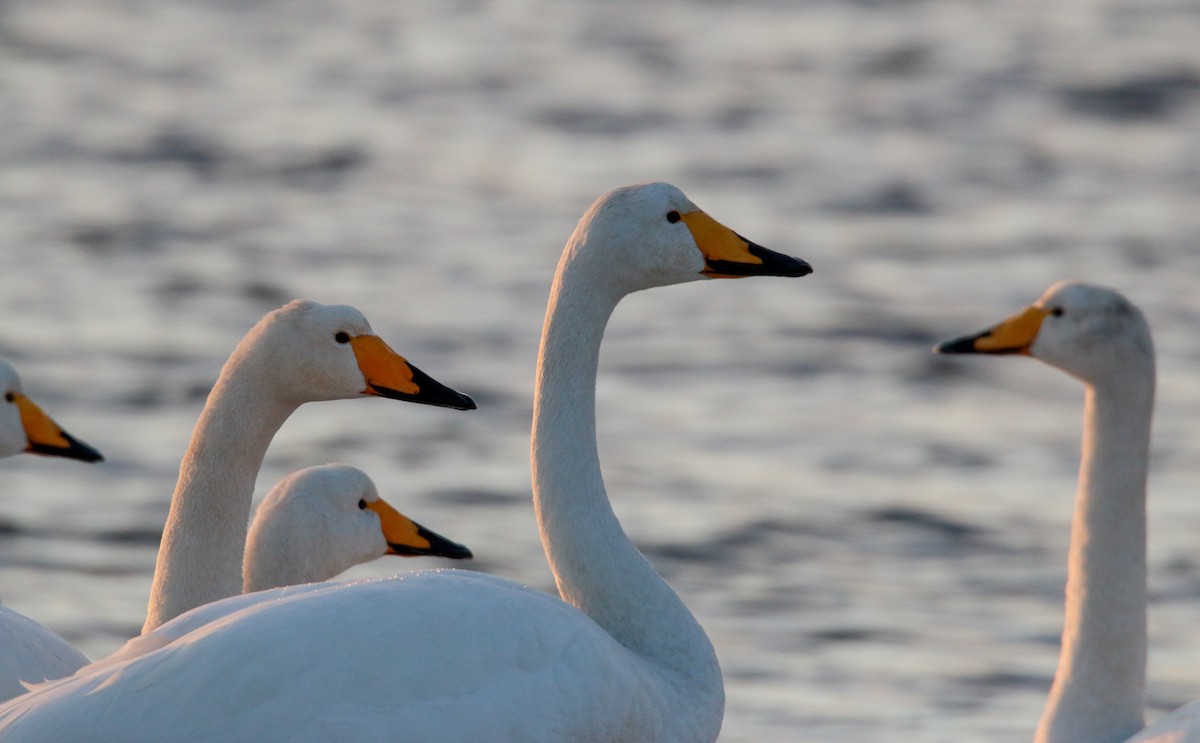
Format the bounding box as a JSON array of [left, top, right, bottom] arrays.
[[934, 281, 1154, 384], [244, 463, 472, 592], [565, 182, 812, 294], [233, 301, 476, 410], [0, 359, 104, 462]]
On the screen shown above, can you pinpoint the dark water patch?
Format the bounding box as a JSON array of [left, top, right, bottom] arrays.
[[823, 181, 934, 216], [1059, 70, 1200, 122], [0, 558, 145, 577], [533, 106, 677, 137], [157, 274, 205, 299], [726, 665, 787, 683], [712, 103, 767, 132], [594, 30, 680, 74], [0, 522, 160, 547], [116, 386, 167, 409], [957, 670, 1049, 692], [95, 527, 161, 546], [114, 373, 213, 408], [186, 380, 214, 403], [241, 280, 293, 308], [924, 442, 993, 469], [271, 145, 368, 189], [643, 518, 836, 566], [683, 163, 788, 187], [761, 358, 828, 379], [861, 506, 1009, 557], [614, 357, 827, 380], [427, 488, 522, 507], [856, 43, 931, 78], [1120, 238, 1163, 270], [807, 626, 908, 644], [906, 353, 980, 385], [866, 505, 983, 540], [110, 128, 227, 178], [816, 311, 941, 347], [69, 219, 178, 255]]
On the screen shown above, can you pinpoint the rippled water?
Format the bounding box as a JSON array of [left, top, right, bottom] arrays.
[[1, 1, 1199, 740]]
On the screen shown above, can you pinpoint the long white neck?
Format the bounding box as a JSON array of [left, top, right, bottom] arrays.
[[1036, 373, 1154, 743], [530, 251, 722, 734], [143, 366, 297, 633]]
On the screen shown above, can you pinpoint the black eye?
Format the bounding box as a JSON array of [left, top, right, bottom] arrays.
[[1050, 307, 1065, 317], [335, 331, 351, 344], [358, 498, 367, 510], [3, 392, 13, 403], [666, 210, 681, 224]]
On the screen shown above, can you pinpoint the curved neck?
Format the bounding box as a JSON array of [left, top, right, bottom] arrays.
[[530, 250, 721, 733], [143, 370, 297, 633], [1037, 374, 1154, 743]]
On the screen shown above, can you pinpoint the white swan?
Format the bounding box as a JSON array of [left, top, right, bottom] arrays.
[[934, 281, 1199, 743], [67, 463, 473, 677], [243, 463, 471, 593], [0, 359, 103, 701], [0, 182, 811, 742], [142, 299, 476, 632]]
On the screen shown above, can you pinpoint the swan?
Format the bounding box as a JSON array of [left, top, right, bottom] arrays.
[[142, 299, 476, 633], [67, 463, 474, 677], [243, 463, 472, 593], [934, 281, 1195, 743], [0, 359, 103, 701], [0, 181, 811, 742]]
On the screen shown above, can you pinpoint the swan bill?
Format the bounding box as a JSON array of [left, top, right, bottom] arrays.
[[680, 209, 812, 278], [935, 306, 1047, 356], [350, 335, 477, 410], [14, 394, 104, 463], [365, 499, 473, 560]]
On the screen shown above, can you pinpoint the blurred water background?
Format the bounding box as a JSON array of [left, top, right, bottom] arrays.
[[1, 0, 1199, 740]]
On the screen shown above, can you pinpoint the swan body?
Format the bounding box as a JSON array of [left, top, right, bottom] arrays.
[[0, 182, 811, 742], [0, 359, 103, 701], [142, 299, 475, 633], [243, 463, 471, 593], [937, 281, 1172, 743]]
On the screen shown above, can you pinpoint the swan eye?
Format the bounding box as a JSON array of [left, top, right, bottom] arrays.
[[666, 210, 681, 224], [3, 392, 13, 403], [335, 331, 352, 344], [358, 498, 367, 510], [1050, 307, 1065, 317]]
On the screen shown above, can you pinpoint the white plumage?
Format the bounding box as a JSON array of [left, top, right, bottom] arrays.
[[937, 281, 1198, 743], [0, 359, 102, 701], [141, 299, 475, 633], [243, 463, 470, 593], [0, 182, 810, 742]]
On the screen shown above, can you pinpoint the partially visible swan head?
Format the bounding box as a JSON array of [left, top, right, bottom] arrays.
[[563, 182, 812, 294], [228, 300, 476, 410], [935, 281, 1154, 385], [244, 463, 472, 593], [0, 359, 104, 462]]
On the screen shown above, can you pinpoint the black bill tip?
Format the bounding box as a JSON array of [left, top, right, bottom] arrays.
[[389, 524, 474, 560], [706, 239, 813, 278], [370, 363, 477, 411], [933, 335, 982, 355], [27, 430, 104, 463]]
